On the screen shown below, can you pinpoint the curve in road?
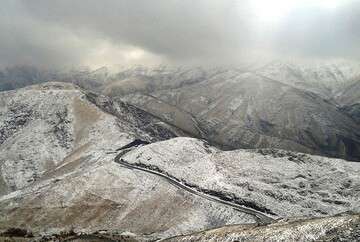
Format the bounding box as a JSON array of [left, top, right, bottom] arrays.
[[114, 144, 276, 224]]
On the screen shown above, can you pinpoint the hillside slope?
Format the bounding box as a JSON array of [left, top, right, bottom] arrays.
[[254, 60, 360, 100], [0, 83, 255, 239], [0, 82, 182, 195], [337, 79, 360, 123], [121, 72, 360, 161], [122, 138, 360, 219], [164, 213, 360, 242], [2, 63, 360, 161], [1, 132, 359, 240]]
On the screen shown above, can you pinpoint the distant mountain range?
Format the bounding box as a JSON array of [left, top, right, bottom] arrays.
[[103, 62, 360, 161], [1, 60, 360, 160], [0, 82, 359, 241]]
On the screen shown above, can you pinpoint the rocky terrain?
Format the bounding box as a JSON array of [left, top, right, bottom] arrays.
[[119, 71, 360, 161], [0, 130, 359, 240], [122, 138, 360, 219], [1, 213, 359, 241], [164, 212, 360, 242], [0, 68, 360, 241], [0, 83, 256, 240], [0, 82, 182, 195], [2, 62, 360, 161]]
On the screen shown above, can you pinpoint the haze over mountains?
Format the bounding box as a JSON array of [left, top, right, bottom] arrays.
[[0, 81, 360, 241], [116, 66, 360, 161], [0, 60, 359, 240], [1, 0, 360, 241], [2, 59, 359, 161]]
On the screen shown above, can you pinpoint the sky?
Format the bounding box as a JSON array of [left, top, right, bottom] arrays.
[[0, 0, 359, 69]]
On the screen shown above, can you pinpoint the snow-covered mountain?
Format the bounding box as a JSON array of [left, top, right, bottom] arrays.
[[0, 83, 251, 239], [3, 62, 360, 160], [0, 82, 359, 240], [0, 82, 181, 195], [5, 59, 359, 98], [101, 59, 360, 99], [254, 59, 360, 100], [114, 70, 360, 161]]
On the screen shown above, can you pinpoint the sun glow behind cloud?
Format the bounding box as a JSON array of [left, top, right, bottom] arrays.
[[1, 0, 360, 69], [250, 0, 350, 24]]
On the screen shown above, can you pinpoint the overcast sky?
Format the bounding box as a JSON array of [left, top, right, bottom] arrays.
[[1, 0, 359, 69]]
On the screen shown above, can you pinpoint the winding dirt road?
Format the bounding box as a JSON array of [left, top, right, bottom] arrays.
[[114, 141, 276, 224]]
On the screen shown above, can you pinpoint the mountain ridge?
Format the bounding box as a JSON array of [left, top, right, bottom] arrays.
[[1, 69, 360, 240]]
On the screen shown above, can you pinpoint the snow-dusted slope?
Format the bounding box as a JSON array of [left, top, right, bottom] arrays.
[[101, 60, 360, 100], [0, 82, 179, 196], [0, 83, 256, 239], [164, 213, 360, 242], [1, 134, 359, 239], [254, 59, 360, 99], [337, 79, 360, 105], [0, 150, 254, 239], [103, 66, 218, 97], [1, 63, 360, 240], [336, 79, 360, 123], [2, 62, 360, 160], [121, 71, 360, 161], [0, 85, 359, 240], [123, 138, 360, 219]]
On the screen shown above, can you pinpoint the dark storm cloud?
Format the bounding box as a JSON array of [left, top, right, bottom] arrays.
[[15, 0, 255, 65], [0, 0, 360, 68], [0, 1, 89, 68]]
